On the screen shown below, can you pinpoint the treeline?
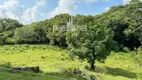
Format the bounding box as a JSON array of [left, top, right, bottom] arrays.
[[0, 19, 23, 44], [0, 0, 142, 51]]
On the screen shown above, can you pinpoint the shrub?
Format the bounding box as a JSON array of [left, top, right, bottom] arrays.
[[0, 62, 11, 68], [134, 47, 142, 67], [137, 73, 142, 80]]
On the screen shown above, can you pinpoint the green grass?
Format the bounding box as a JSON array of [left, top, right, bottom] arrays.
[[0, 44, 141, 80]]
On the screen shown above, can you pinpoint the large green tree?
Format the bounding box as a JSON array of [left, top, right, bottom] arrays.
[[67, 25, 116, 69], [47, 14, 71, 46], [0, 18, 23, 44], [14, 26, 36, 44], [0, 18, 22, 32]]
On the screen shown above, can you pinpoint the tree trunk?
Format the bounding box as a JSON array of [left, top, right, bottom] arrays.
[[135, 48, 138, 55], [91, 60, 95, 69]]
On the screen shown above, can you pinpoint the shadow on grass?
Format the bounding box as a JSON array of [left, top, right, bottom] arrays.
[[85, 66, 106, 74], [105, 67, 137, 78], [44, 72, 87, 80]]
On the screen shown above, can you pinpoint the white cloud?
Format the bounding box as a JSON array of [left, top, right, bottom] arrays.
[[105, 7, 110, 12], [86, 0, 98, 3], [0, 0, 78, 24], [37, 0, 47, 7], [122, 0, 130, 5], [0, 0, 22, 19], [19, 0, 48, 24], [49, 0, 77, 18], [86, 0, 110, 3], [19, 6, 38, 24], [0, 0, 47, 24]]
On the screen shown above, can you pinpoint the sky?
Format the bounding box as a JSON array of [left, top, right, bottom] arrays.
[[0, 0, 131, 24]]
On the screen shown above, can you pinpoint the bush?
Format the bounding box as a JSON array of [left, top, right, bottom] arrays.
[[0, 62, 11, 68], [123, 47, 130, 52], [134, 47, 142, 67], [137, 73, 142, 80], [62, 67, 84, 76]]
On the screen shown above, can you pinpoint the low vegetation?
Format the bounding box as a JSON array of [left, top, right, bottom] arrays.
[[0, 45, 141, 80]]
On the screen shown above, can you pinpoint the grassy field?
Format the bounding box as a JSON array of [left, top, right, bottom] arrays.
[[0, 44, 141, 80]]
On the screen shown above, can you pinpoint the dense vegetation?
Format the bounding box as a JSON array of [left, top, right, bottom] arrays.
[[0, 1, 142, 49], [0, 18, 23, 44], [0, 0, 142, 80]]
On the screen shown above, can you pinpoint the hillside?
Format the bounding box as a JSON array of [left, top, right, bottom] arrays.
[[0, 45, 141, 80]]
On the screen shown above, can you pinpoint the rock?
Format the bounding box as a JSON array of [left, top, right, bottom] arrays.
[[11, 66, 40, 73], [73, 68, 85, 76], [89, 75, 99, 80]]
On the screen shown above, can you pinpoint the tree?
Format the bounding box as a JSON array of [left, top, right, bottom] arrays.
[[138, 25, 142, 45], [130, 0, 142, 3], [14, 26, 37, 44], [73, 14, 94, 25], [0, 18, 22, 32], [0, 36, 5, 45], [67, 25, 116, 69], [134, 47, 142, 67], [0, 18, 23, 44], [30, 23, 48, 43], [46, 14, 71, 46]]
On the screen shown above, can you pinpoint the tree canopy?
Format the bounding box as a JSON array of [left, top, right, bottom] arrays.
[[67, 25, 116, 69], [0, 1, 142, 51]]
